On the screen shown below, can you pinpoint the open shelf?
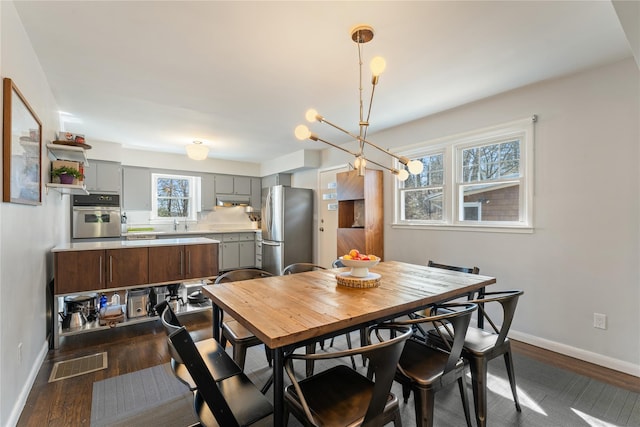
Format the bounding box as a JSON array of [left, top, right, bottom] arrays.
[[46, 143, 89, 164], [45, 182, 89, 196]]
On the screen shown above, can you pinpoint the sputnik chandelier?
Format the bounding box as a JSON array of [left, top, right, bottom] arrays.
[[295, 25, 423, 181]]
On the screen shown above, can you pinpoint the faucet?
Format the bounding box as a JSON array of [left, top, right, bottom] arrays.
[[173, 218, 179, 231]]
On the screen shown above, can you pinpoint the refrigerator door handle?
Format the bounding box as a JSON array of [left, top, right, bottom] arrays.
[[262, 241, 280, 246]]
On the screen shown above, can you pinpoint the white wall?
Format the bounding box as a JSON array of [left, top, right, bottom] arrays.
[[0, 2, 66, 426], [296, 58, 640, 375]]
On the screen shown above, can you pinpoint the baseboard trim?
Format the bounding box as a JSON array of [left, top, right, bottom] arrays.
[[509, 329, 640, 378], [7, 340, 48, 427]]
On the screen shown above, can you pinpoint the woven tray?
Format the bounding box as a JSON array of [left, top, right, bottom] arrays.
[[336, 272, 381, 288]]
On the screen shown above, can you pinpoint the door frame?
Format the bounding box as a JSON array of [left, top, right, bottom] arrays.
[[316, 164, 350, 268]]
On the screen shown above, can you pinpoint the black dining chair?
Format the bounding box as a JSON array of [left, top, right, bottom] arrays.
[[215, 269, 273, 371], [283, 323, 412, 427], [168, 325, 274, 427], [427, 260, 484, 328], [283, 262, 357, 376], [157, 301, 241, 391], [390, 303, 477, 427], [428, 290, 524, 427]]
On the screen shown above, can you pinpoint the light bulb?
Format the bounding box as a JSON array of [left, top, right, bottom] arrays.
[[408, 159, 424, 174], [397, 169, 409, 181], [370, 56, 386, 76], [305, 109, 320, 123], [294, 125, 311, 140]]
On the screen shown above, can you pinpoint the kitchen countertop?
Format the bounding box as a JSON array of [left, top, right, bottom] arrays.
[[52, 237, 219, 252]]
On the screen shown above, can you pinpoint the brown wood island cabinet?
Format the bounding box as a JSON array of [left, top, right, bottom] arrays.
[[148, 244, 218, 283], [55, 247, 148, 294], [51, 237, 219, 348]]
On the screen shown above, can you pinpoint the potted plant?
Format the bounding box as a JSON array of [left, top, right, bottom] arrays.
[[51, 166, 84, 185]]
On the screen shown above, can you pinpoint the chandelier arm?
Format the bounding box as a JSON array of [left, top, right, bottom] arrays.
[[363, 157, 400, 175], [363, 83, 377, 142], [357, 136, 410, 165], [314, 136, 360, 157]]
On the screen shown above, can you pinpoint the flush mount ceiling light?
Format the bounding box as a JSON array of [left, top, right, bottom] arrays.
[[185, 140, 209, 160], [295, 25, 423, 181]]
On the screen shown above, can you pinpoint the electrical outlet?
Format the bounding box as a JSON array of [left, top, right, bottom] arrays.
[[18, 342, 22, 364], [593, 313, 607, 330]]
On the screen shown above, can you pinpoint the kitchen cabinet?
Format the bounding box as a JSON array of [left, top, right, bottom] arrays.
[[84, 160, 121, 193], [54, 247, 149, 294], [336, 169, 383, 258], [261, 173, 291, 188], [215, 175, 251, 195], [201, 173, 216, 211], [220, 233, 255, 270], [122, 166, 151, 210], [250, 177, 261, 211], [148, 244, 218, 283], [52, 238, 218, 348]]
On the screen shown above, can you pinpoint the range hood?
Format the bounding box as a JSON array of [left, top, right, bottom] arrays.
[[216, 195, 251, 207]]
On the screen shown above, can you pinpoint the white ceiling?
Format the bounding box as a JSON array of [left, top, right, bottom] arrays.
[[13, 1, 632, 163]]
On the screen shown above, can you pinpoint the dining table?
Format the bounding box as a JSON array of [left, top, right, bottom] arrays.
[[202, 260, 497, 426]]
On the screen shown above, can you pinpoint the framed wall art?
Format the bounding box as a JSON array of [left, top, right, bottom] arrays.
[[3, 78, 42, 205]]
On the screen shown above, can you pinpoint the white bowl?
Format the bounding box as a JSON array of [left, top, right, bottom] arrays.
[[339, 257, 380, 278]]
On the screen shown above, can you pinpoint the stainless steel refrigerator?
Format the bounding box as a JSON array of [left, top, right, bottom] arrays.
[[261, 185, 313, 275]]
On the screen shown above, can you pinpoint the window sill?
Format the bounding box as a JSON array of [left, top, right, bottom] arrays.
[[391, 223, 534, 234]]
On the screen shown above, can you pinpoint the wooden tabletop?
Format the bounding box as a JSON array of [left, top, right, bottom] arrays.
[[202, 260, 496, 349]]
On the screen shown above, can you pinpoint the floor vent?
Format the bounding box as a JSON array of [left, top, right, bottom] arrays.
[[48, 352, 108, 382]]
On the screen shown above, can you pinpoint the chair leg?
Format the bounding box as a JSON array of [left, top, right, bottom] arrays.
[[260, 373, 273, 394], [264, 345, 272, 367], [360, 327, 368, 367], [468, 356, 488, 427], [457, 376, 473, 427], [402, 383, 411, 403], [305, 343, 316, 377], [414, 388, 436, 427], [503, 350, 522, 412], [344, 332, 357, 370], [233, 343, 247, 370]]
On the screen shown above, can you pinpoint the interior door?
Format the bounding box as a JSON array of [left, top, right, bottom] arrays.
[[317, 165, 349, 268]]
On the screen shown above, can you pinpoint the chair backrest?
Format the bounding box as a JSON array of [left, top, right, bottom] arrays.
[[468, 290, 524, 346], [428, 260, 480, 275], [169, 326, 241, 427], [159, 304, 185, 363], [332, 259, 345, 268], [284, 324, 412, 426], [214, 269, 273, 284], [392, 303, 477, 374], [282, 263, 326, 275]]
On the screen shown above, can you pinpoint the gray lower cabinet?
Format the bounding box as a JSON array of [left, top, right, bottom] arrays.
[[220, 233, 256, 271], [122, 166, 151, 210], [85, 160, 121, 193]]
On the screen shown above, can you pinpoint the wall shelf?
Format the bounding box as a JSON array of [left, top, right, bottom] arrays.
[[46, 143, 89, 165], [45, 183, 89, 196]]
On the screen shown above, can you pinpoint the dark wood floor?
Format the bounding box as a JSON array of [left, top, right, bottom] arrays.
[[17, 310, 639, 426]]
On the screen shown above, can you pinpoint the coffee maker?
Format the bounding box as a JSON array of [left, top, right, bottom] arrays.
[[149, 286, 170, 315]]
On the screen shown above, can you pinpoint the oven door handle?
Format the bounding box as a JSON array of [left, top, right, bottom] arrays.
[[73, 206, 121, 211]]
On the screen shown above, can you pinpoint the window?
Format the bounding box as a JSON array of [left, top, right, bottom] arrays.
[[151, 173, 200, 221], [394, 117, 535, 231]]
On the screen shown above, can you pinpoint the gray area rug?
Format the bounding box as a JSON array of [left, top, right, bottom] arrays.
[[91, 363, 198, 427]]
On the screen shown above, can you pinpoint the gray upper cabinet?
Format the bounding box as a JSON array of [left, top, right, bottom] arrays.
[[251, 178, 261, 210], [261, 173, 291, 189], [201, 173, 216, 211], [85, 160, 121, 193], [215, 175, 251, 195], [122, 166, 151, 210]]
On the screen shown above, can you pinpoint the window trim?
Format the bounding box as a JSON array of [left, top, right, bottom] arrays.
[[392, 116, 535, 233], [150, 173, 201, 222]]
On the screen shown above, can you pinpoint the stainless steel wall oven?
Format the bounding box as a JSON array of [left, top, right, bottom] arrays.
[[71, 194, 121, 240]]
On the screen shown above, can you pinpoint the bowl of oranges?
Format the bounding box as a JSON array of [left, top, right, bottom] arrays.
[[339, 249, 380, 277]]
